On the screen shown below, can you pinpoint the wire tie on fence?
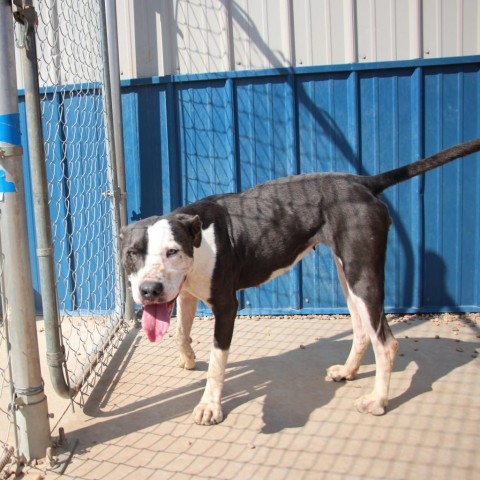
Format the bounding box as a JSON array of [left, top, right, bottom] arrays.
[[47, 351, 65, 366], [14, 384, 44, 397], [102, 189, 116, 199], [36, 247, 54, 257], [102, 187, 126, 200]]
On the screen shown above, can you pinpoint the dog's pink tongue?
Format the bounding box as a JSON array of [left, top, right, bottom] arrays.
[[141, 304, 171, 343]]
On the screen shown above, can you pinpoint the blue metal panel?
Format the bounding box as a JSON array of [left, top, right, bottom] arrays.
[[358, 69, 424, 311], [296, 72, 359, 313], [235, 76, 297, 312], [41, 92, 75, 312], [120, 57, 480, 313], [20, 88, 120, 314], [423, 64, 480, 310], [177, 80, 236, 204], [122, 85, 167, 220], [21, 56, 480, 315], [51, 91, 118, 313]]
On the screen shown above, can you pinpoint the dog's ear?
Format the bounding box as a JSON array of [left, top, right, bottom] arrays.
[[177, 214, 202, 248], [189, 215, 202, 248]]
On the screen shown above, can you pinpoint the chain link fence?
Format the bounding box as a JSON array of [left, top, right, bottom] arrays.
[[33, 0, 127, 405]]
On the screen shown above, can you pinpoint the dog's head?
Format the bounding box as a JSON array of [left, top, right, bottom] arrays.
[[120, 214, 202, 342]]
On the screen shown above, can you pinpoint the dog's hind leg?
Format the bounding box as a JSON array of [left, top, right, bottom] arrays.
[[348, 287, 398, 415], [337, 257, 398, 415], [327, 215, 398, 415], [193, 295, 238, 425], [326, 255, 370, 382], [176, 290, 198, 370]]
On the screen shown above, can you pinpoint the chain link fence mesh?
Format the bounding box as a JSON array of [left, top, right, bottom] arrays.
[[34, 0, 127, 405]]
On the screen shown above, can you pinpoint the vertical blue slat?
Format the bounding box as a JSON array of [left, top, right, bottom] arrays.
[[297, 72, 359, 312], [287, 74, 301, 311], [122, 89, 142, 220], [176, 80, 236, 314], [164, 83, 181, 212], [460, 67, 480, 307], [235, 77, 296, 313], [423, 68, 444, 309], [409, 66, 424, 310], [177, 81, 235, 205], [359, 69, 422, 311]]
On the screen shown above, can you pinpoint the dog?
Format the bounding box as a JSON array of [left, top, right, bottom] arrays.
[[120, 138, 480, 425]]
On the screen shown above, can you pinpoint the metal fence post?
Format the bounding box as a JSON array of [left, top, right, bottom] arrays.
[[99, 0, 129, 319], [0, 0, 51, 462], [105, 0, 134, 321], [16, 0, 72, 399]]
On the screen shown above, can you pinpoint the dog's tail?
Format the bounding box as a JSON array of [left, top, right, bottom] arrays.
[[363, 137, 480, 195]]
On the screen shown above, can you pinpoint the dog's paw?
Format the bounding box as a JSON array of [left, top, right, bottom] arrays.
[[325, 364, 356, 382], [355, 393, 386, 416], [192, 402, 223, 426], [178, 343, 196, 369], [178, 353, 196, 370]]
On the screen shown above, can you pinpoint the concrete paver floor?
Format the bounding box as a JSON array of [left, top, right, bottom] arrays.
[[7, 313, 480, 479]]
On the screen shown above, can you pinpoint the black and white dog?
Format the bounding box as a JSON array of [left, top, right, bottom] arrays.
[[120, 138, 480, 425]]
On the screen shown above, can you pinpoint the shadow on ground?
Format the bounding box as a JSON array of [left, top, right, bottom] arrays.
[[68, 319, 480, 450]]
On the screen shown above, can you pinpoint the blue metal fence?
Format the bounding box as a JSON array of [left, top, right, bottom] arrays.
[[21, 55, 480, 314]]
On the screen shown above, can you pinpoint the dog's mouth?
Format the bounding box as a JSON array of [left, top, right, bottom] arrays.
[[141, 300, 175, 343]]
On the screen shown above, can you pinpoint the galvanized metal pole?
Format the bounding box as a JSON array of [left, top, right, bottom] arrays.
[[105, 0, 128, 226], [99, 0, 130, 320], [104, 0, 134, 321], [105, 0, 134, 320], [0, 0, 51, 461], [16, 1, 71, 399]]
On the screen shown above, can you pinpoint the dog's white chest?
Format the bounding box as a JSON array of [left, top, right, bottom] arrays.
[[184, 224, 217, 304]]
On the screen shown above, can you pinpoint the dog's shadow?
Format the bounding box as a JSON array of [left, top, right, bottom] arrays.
[[222, 332, 479, 433], [222, 337, 351, 433], [79, 324, 479, 445]]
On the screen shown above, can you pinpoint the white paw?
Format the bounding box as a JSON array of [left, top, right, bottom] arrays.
[[326, 364, 356, 382], [355, 393, 386, 416], [178, 352, 196, 370], [193, 402, 223, 425]]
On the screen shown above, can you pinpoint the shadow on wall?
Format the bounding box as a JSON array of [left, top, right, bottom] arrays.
[[423, 250, 457, 310]]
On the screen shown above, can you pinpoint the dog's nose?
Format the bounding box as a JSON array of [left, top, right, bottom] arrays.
[[139, 280, 164, 301]]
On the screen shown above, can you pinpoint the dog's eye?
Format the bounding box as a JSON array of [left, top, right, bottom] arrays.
[[167, 248, 179, 258]]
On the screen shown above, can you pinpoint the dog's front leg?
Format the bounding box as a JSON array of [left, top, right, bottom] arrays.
[[193, 297, 237, 425], [176, 290, 198, 369]]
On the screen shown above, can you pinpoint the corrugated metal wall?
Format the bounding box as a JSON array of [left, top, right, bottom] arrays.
[[120, 56, 480, 314], [114, 0, 480, 79]]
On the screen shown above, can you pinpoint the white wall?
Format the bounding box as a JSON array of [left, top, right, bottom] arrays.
[[15, 0, 480, 87], [115, 0, 480, 79]]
